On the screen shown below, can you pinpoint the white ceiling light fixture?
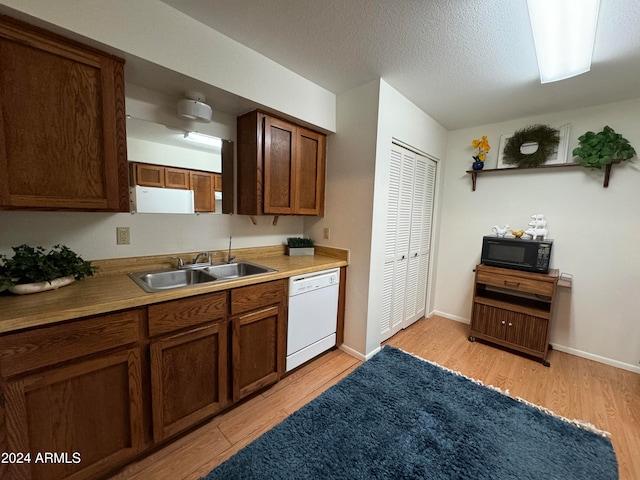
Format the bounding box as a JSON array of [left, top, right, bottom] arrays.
[[527, 0, 600, 83], [177, 90, 213, 123], [184, 131, 223, 148]]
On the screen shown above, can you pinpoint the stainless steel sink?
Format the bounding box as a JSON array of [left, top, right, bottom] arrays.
[[129, 268, 217, 292], [203, 261, 276, 279], [128, 261, 276, 293]]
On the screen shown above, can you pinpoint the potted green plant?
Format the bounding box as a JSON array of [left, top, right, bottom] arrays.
[[286, 237, 315, 256], [0, 244, 97, 294], [572, 125, 636, 170]]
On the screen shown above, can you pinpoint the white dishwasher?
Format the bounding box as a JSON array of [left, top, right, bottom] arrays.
[[286, 268, 340, 372]]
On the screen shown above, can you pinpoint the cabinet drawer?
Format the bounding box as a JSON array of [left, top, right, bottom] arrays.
[[148, 292, 228, 337], [476, 270, 554, 296], [231, 279, 286, 316], [0, 309, 141, 378]]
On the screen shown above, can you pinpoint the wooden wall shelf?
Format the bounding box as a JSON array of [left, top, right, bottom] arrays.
[[465, 163, 615, 191]]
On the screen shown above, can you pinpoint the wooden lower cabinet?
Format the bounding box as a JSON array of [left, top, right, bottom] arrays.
[[230, 280, 287, 402], [147, 292, 228, 443], [150, 321, 228, 442], [469, 264, 558, 366], [232, 305, 282, 401], [0, 278, 294, 479], [0, 310, 145, 480]]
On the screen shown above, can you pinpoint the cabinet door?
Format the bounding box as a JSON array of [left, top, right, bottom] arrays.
[[295, 127, 326, 215], [135, 163, 165, 187], [471, 303, 507, 340], [190, 171, 215, 212], [165, 167, 190, 189], [1, 348, 144, 480], [0, 17, 128, 211], [150, 322, 228, 442], [503, 313, 549, 353], [232, 305, 284, 401], [263, 116, 295, 214]]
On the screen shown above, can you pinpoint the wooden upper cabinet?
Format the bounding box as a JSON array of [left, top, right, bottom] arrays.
[[237, 110, 326, 216], [133, 163, 165, 188], [213, 173, 222, 192], [165, 167, 190, 189], [0, 15, 128, 211], [190, 171, 215, 212], [296, 126, 326, 215]]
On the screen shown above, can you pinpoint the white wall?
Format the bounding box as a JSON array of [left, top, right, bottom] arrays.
[[0, 1, 322, 260], [0, 0, 336, 132], [306, 80, 448, 359], [0, 211, 304, 261], [435, 97, 640, 372], [305, 80, 381, 356]]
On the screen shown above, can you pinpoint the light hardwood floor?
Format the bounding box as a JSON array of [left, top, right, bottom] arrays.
[[108, 316, 640, 480]]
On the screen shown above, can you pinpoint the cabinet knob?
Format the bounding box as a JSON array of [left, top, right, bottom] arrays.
[[508, 322, 513, 327], [501, 320, 506, 325]]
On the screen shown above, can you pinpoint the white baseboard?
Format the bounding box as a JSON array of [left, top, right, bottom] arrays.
[[339, 343, 381, 362], [433, 311, 640, 374], [431, 310, 469, 324], [549, 344, 640, 374]]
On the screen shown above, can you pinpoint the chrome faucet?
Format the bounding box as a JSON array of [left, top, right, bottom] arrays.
[[170, 256, 184, 269], [192, 251, 212, 266], [227, 236, 236, 264]]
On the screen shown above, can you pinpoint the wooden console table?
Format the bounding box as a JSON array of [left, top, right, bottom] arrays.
[[469, 264, 559, 366]]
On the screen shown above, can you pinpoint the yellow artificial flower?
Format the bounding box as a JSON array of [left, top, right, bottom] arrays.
[[471, 135, 491, 162]]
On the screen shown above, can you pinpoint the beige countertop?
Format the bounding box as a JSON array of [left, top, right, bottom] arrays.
[[0, 246, 348, 334]]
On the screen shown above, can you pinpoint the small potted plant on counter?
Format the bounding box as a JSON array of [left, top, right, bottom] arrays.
[[0, 244, 98, 294], [286, 237, 315, 256]]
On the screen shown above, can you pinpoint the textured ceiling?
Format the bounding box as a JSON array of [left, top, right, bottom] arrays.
[[159, 0, 640, 130]]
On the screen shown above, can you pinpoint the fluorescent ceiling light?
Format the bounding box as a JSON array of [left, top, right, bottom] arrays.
[[184, 131, 222, 148], [527, 0, 600, 83]]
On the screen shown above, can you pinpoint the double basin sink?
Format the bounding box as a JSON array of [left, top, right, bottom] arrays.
[[129, 261, 276, 293]]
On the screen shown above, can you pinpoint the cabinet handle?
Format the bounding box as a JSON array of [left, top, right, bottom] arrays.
[[501, 320, 506, 325], [508, 322, 513, 327], [504, 281, 520, 288]]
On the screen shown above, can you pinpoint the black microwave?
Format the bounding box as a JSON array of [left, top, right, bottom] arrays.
[[481, 236, 553, 273]]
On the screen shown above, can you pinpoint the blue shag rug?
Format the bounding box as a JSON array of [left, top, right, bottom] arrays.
[[202, 346, 618, 480]]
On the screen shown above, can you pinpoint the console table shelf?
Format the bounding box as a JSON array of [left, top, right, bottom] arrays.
[[466, 162, 614, 191], [469, 264, 559, 366]]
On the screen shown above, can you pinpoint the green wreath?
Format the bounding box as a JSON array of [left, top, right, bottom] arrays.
[[503, 124, 560, 167]]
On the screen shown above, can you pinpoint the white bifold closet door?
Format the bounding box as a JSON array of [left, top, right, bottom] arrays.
[[381, 143, 436, 342]]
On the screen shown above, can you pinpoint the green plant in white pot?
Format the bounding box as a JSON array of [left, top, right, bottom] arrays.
[[572, 125, 636, 170], [0, 244, 97, 294], [286, 237, 315, 256]]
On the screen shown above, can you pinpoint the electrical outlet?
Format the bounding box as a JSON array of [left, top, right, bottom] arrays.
[[323, 227, 330, 240], [116, 227, 130, 245]]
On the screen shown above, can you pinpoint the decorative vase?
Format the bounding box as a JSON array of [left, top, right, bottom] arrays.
[[9, 275, 76, 295], [472, 161, 485, 171]]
